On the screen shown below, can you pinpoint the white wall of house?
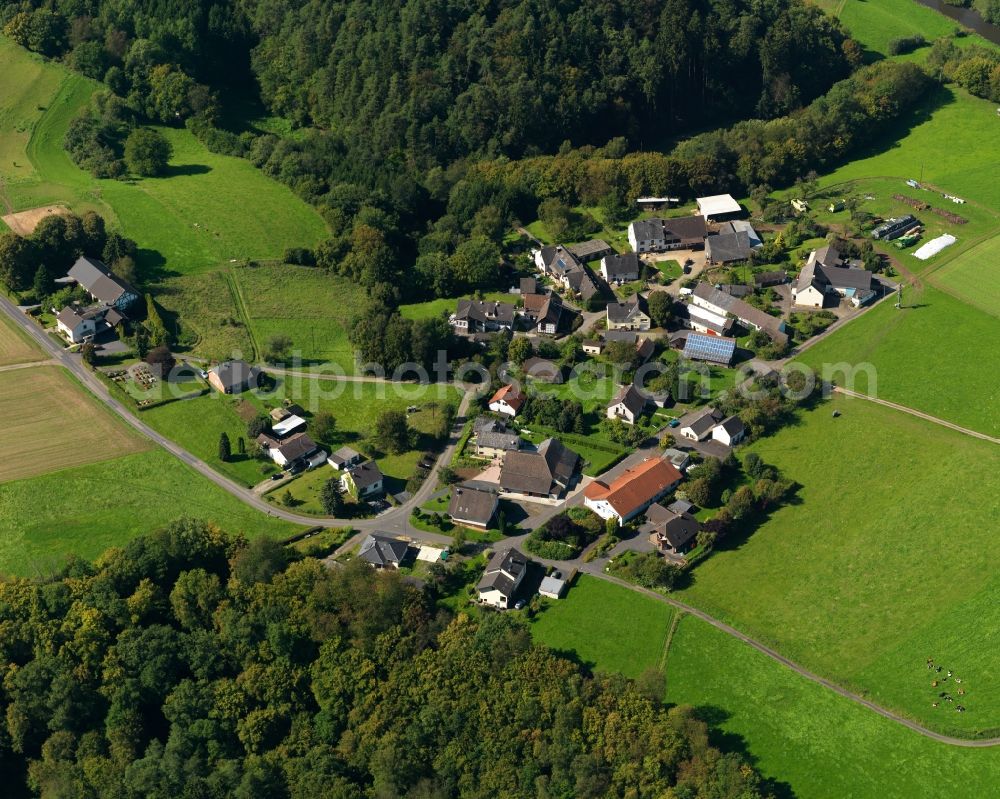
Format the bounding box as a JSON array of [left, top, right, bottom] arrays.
[[479, 588, 513, 609], [607, 403, 637, 425], [58, 318, 96, 343], [680, 425, 706, 441], [712, 426, 743, 446], [489, 399, 518, 417], [793, 285, 826, 307], [584, 496, 621, 523]]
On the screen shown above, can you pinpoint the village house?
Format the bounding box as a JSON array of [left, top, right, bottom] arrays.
[[327, 446, 363, 471], [606, 384, 647, 425], [712, 415, 746, 447], [67, 256, 140, 314], [584, 457, 684, 525], [627, 216, 707, 253], [600, 252, 641, 284], [690, 283, 788, 346], [606, 294, 651, 331], [488, 384, 526, 417], [257, 431, 325, 469], [477, 547, 528, 609], [533, 245, 606, 304], [567, 239, 615, 262], [705, 230, 752, 264], [582, 339, 604, 356], [522, 293, 564, 335], [473, 417, 522, 459], [208, 360, 262, 394], [448, 484, 499, 530], [358, 534, 410, 569], [56, 306, 103, 343], [643, 502, 700, 558], [499, 438, 579, 500], [793, 246, 875, 308], [522, 357, 563, 383], [341, 460, 385, 499], [678, 407, 724, 441], [452, 299, 516, 333], [696, 194, 744, 222]]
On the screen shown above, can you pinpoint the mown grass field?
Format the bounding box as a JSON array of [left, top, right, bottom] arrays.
[[795, 285, 1000, 436], [0, 366, 151, 482], [399, 292, 519, 322], [232, 264, 366, 369], [0, 310, 44, 366], [676, 395, 1000, 735], [929, 234, 1000, 317], [529, 575, 673, 679], [664, 614, 1000, 799], [0, 449, 297, 577], [0, 36, 327, 275]]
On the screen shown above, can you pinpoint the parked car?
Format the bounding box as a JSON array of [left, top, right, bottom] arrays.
[[513, 600, 526, 610], [270, 473, 284, 481], [668, 418, 680, 428]]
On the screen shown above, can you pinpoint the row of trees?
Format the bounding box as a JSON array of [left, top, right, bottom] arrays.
[[926, 37, 1000, 102], [0, 519, 772, 797]]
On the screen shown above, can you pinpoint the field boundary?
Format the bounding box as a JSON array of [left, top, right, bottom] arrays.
[[224, 268, 259, 361]]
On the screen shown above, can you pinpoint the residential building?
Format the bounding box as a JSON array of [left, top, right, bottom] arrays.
[[342, 460, 385, 499], [684, 302, 735, 337], [627, 216, 706, 253], [636, 337, 655, 362], [682, 333, 736, 365], [209, 360, 261, 394], [477, 548, 528, 609], [606, 294, 651, 331], [606, 384, 647, 425], [600, 252, 641, 284], [793, 247, 874, 308], [705, 230, 752, 264], [452, 299, 516, 333], [582, 339, 604, 355], [718, 283, 753, 298], [696, 194, 743, 221], [257, 432, 323, 468], [474, 419, 522, 458], [56, 307, 100, 343], [522, 357, 563, 383], [448, 484, 499, 529], [499, 438, 579, 499], [718, 220, 763, 249], [522, 292, 564, 335], [584, 457, 683, 525], [567, 239, 615, 262], [690, 283, 788, 346], [678, 407, 723, 441], [67, 256, 139, 313], [488, 384, 526, 417], [644, 503, 700, 557], [712, 415, 746, 446], [328, 446, 363, 470], [358, 534, 410, 569]]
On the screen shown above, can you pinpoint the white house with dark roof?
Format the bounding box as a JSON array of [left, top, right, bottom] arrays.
[[257, 432, 324, 468], [452, 299, 516, 333], [358, 534, 410, 569], [499, 438, 579, 500], [606, 384, 647, 425], [606, 294, 650, 331], [793, 247, 874, 308], [209, 360, 262, 394], [678, 407, 724, 441], [477, 548, 528, 609], [448, 484, 499, 530], [56, 307, 99, 343], [600, 252, 641, 284], [712, 416, 746, 446], [342, 460, 384, 499], [67, 256, 139, 313]]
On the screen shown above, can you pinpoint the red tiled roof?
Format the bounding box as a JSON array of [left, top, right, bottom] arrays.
[[489, 383, 526, 411], [584, 458, 682, 517]]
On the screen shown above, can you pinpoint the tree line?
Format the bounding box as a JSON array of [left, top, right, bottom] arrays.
[[0, 519, 773, 798]]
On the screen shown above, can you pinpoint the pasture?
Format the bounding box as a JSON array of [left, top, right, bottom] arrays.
[[676, 395, 1000, 735], [529, 575, 673, 679], [232, 264, 366, 370], [929, 234, 1000, 317], [664, 614, 1000, 799], [795, 285, 1000, 436], [0, 366, 150, 483], [0, 311, 44, 366], [0, 450, 297, 577], [399, 292, 519, 322], [0, 37, 327, 275]]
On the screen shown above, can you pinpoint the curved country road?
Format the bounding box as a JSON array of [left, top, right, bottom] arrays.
[[2, 294, 998, 747]]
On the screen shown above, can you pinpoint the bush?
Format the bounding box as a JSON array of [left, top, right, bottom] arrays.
[[887, 35, 926, 56], [125, 128, 173, 177], [284, 247, 316, 266], [524, 536, 578, 560]]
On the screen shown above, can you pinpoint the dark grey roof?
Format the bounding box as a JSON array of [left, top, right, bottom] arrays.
[[359, 534, 409, 567], [716, 415, 745, 437], [67, 256, 136, 306], [667, 499, 695, 515], [520, 277, 537, 294], [705, 231, 752, 263], [348, 460, 383, 489], [755, 271, 787, 287], [661, 215, 707, 244], [329, 446, 361, 466], [820, 265, 873, 291], [539, 438, 578, 488], [522, 357, 563, 383], [211, 360, 261, 392], [448, 485, 498, 526], [630, 218, 663, 242], [500, 438, 578, 494], [609, 384, 646, 417], [56, 307, 85, 327], [607, 294, 649, 324], [476, 430, 521, 451], [477, 547, 527, 597], [719, 283, 752, 298], [567, 239, 614, 260], [602, 252, 640, 281], [275, 433, 320, 462], [603, 330, 638, 343], [691, 283, 787, 344], [474, 416, 507, 436], [680, 406, 723, 438], [646, 503, 699, 549], [454, 299, 516, 326]]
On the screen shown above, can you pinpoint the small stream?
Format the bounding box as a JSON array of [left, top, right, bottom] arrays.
[[912, 0, 1000, 45]]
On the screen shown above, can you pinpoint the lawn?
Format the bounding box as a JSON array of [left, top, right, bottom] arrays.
[[676, 394, 1000, 736], [0, 310, 45, 366], [664, 613, 1000, 799], [529, 575, 673, 679], [232, 264, 366, 370], [794, 285, 1000, 436], [399, 292, 519, 322], [532, 369, 621, 414], [929, 233, 1000, 317], [0, 37, 328, 275], [0, 449, 297, 578], [518, 426, 628, 476], [0, 366, 150, 483]]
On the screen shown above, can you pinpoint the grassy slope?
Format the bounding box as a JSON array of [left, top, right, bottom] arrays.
[[929, 234, 1000, 317], [0, 449, 297, 577], [529, 575, 673, 679], [676, 395, 1000, 735], [1, 36, 327, 276], [0, 309, 45, 366], [665, 614, 1000, 799], [795, 286, 1000, 436]]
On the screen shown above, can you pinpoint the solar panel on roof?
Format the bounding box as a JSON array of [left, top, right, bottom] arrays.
[[683, 333, 736, 365]]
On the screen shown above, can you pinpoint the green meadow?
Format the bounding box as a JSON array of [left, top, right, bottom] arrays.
[[0, 449, 297, 577], [0, 36, 327, 274], [929, 234, 1000, 317], [676, 395, 1000, 736]]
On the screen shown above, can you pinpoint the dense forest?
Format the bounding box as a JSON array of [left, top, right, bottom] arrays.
[[0, 520, 772, 798]]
